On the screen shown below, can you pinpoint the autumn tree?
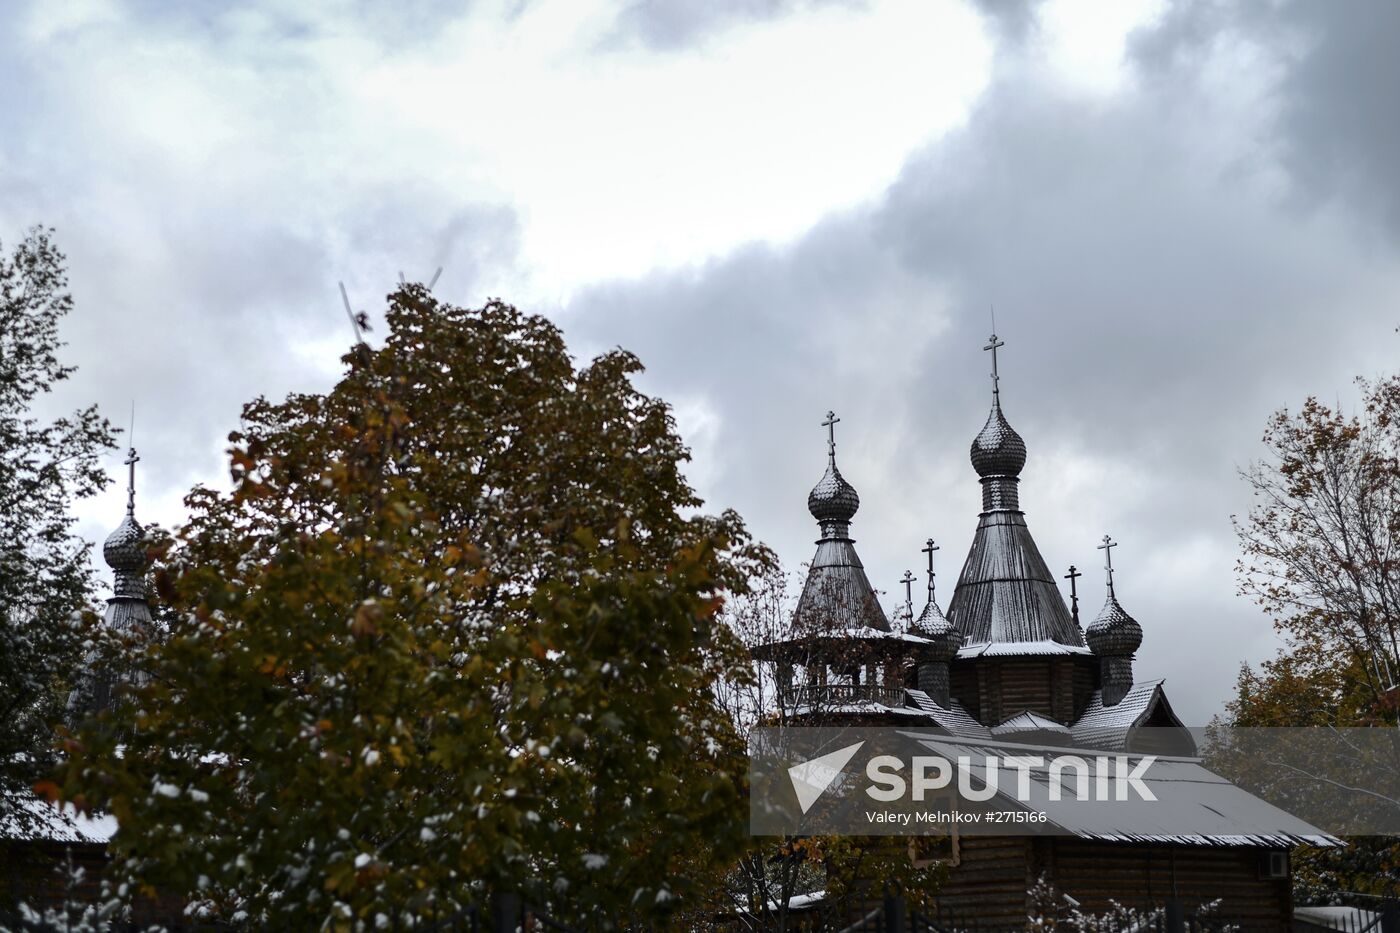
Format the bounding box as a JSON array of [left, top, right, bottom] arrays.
[[1233, 380, 1400, 726], [1227, 377, 1400, 900], [55, 289, 770, 928], [0, 227, 115, 833]]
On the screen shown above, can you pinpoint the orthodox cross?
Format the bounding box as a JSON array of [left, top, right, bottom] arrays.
[[900, 570, 916, 609], [338, 281, 368, 346], [822, 410, 840, 461], [1098, 535, 1118, 597], [124, 447, 140, 517], [922, 538, 940, 600], [1064, 564, 1082, 625], [984, 332, 1005, 401]]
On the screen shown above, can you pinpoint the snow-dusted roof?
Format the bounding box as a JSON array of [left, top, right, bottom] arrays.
[[0, 796, 116, 845], [903, 734, 1342, 848], [785, 688, 992, 737], [992, 710, 1070, 736], [788, 698, 934, 718], [959, 639, 1092, 658], [788, 628, 934, 644], [946, 508, 1086, 652], [751, 628, 937, 661], [1071, 680, 1178, 749], [1295, 907, 1379, 928], [731, 889, 828, 918], [792, 537, 890, 635], [904, 689, 992, 738]]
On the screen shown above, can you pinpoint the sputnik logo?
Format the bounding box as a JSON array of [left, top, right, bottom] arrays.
[[787, 741, 865, 814]]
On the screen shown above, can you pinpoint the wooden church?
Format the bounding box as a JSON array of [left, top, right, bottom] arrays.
[[752, 334, 1339, 930]]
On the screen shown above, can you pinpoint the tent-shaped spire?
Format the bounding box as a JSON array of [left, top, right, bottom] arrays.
[[946, 334, 1086, 654], [790, 411, 888, 634]]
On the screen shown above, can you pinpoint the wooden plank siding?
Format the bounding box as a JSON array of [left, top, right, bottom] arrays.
[[0, 841, 188, 927], [0, 841, 108, 915], [931, 835, 1034, 926], [1037, 838, 1292, 931], [927, 837, 1291, 930], [950, 657, 1099, 728]]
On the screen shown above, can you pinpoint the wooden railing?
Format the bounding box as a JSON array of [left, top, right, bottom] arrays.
[[780, 683, 906, 710]]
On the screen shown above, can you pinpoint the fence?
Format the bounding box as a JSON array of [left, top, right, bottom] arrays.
[[1294, 896, 1400, 933], [830, 893, 1400, 933]]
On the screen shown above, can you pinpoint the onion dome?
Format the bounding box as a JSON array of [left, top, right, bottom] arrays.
[[104, 447, 149, 600], [104, 514, 146, 574], [808, 410, 861, 533], [807, 461, 860, 525], [1085, 594, 1143, 657], [912, 599, 962, 662], [970, 401, 1027, 478]]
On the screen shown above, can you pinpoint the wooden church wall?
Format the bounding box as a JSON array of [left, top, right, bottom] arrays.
[[1035, 838, 1291, 931], [930, 835, 1033, 927], [949, 662, 984, 720], [950, 656, 1100, 726], [929, 837, 1289, 930], [996, 659, 1056, 722], [0, 841, 108, 916], [0, 841, 189, 927]]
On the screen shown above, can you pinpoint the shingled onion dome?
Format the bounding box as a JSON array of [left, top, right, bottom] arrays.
[[1084, 595, 1144, 658], [808, 456, 860, 537], [104, 512, 148, 600], [912, 597, 961, 707], [970, 400, 1027, 480], [1085, 537, 1142, 706], [912, 598, 961, 660]]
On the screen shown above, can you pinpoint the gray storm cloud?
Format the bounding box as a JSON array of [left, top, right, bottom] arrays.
[[1, 0, 1397, 723], [563, 0, 1400, 722]]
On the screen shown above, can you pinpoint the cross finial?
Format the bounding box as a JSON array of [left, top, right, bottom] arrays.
[[900, 570, 916, 609], [1064, 564, 1083, 625], [821, 410, 840, 462], [124, 446, 140, 517], [984, 332, 1005, 402], [922, 538, 940, 599], [1097, 535, 1118, 597]]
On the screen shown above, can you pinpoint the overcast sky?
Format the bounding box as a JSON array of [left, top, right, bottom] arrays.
[[5, 0, 1399, 723]]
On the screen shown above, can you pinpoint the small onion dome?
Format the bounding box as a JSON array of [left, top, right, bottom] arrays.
[[970, 402, 1027, 478], [807, 460, 860, 525], [103, 514, 146, 573], [1084, 594, 1143, 657], [911, 601, 962, 661]]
